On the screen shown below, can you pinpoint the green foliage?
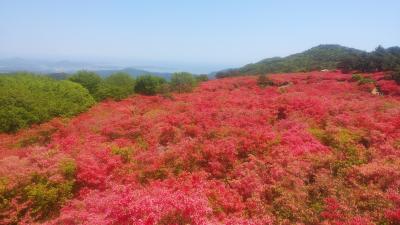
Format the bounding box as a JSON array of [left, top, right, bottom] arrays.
[[391, 67, 400, 84], [358, 77, 375, 85], [338, 46, 400, 74], [68, 70, 102, 96], [59, 159, 77, 180], [309, 127, 368, 176], [46, 73, 69, 80], [351, 74, 363, 81], [111, 146, 133, 163], [95, 72, 135, 101], [134, 74, 166, 95], [0, 177, 9, 209], [158, 83, 174, 99], [170, 72, 197, 93], [68, 71, 137, 101], [0, 157, 77, 223], [216, 45, 400, 79], [0, 73, 95, 133], [195, 74, 209, 82], [24, 176, 74, 220], [217, 44, 365, 77], [309, 127, 361, 152], [352, 74, 375, 85], [257, 74, 274, 88]]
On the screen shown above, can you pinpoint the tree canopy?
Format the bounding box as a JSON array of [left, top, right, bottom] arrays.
[[95, 72, 136, 101], [134, 74, 167, 95], [170, 72, 197, 93], [0, 73, 95, 133], [68, 70, 102, 96]]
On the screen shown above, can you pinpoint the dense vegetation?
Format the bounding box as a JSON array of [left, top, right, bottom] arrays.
[[0, 71, 202, 133], [338, 46, 400, 74], [1, 71, 400, 224], [0, 73, 95, 133], [195, 74, 209, 82], [216, 45, 400, 78], [170, 72, 198, 93], [68, 71, 102, 96], [133, 72, 202, 96], [134, 74, 167, 95], [95, 72, 136, 101], [216, 45, 364, 77]]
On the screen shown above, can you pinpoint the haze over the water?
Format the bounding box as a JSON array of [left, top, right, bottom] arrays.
[[0, 0, 399, 73]]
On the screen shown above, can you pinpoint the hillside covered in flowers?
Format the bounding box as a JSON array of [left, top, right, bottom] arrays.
[[1, 71, 400, 224]]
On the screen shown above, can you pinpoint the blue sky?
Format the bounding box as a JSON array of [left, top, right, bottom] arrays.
[[0, 0, 399, 73]]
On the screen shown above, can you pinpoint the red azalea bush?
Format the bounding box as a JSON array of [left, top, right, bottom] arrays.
[[378, 80, 400, 96], [1, 71, 400, 224]]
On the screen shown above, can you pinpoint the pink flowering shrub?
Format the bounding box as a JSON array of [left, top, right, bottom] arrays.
[[0, 147, 76, 224], [378, 80, 400, 96], [51, 176, 213, 225], [0, 71, 400, 224]]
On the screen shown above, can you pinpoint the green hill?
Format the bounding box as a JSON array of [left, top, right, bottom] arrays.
[[216, 44, 364, 78]]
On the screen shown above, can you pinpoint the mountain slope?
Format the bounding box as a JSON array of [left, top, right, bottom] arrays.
[[216, 44, 365, 78]]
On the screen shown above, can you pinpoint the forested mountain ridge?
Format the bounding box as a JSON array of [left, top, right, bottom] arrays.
[[216, 44, 400, 78]]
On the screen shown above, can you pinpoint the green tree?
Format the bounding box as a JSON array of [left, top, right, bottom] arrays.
[[95, 72, 135, 101], [170, 72, 197, 93], [134, 74, 166, 95], [392, 67, 400, 84], [195, 74, 209, 82], [68, 70, 102, 96], [0, 73, 95, 133]]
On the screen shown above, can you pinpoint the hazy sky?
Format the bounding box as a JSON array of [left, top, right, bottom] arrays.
[[0, 0, 399, 72]]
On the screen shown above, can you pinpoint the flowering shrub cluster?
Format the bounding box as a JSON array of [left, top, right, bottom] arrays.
[[1, 71, 400, 224]]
